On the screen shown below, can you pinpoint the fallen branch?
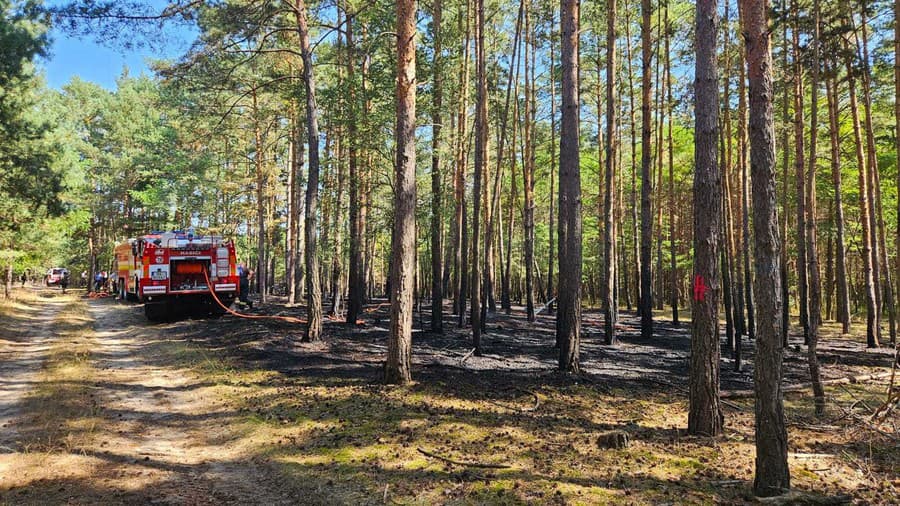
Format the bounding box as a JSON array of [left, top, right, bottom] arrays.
[[417, 447, 511, 469], [459, 348, 476, 366], [721, 371, 893, 399]]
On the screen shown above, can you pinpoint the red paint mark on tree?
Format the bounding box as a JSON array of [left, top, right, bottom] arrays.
[[693, 275, 708, 302]]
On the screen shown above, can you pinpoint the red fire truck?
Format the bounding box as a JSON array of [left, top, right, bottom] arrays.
[[114, 230, 239, 320]]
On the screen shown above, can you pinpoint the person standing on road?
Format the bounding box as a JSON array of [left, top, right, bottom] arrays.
[[237, 261, 253, 309], [60, 271, 69, 294]]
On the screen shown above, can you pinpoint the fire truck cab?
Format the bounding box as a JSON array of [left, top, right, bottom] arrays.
[[115, 231, 239, 321]]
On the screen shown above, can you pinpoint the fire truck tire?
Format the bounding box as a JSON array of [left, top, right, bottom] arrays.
[[118, 280, 125, 300], [144, 302, 169, 322]]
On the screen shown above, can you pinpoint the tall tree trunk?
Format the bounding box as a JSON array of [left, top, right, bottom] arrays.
[[523, 0, 536, 322], [557, 0, 581, 373], [453, 1, 471, 326], [896, 0, 900, 341], [430, 0, 444, 332], [738, 3, 754, 343], [603, 0, 617, 344], [639, 0, 653, 337], [855, 4, 883, 344], [625, 0, 640, 312], [722, 0, 739, 351], [548, 25, 557, 310], [891, 1, 900, 345], [791, 0, 809, 344], [688, 0, 723, 437], [252, 89, 268, 304], [496, 0, 525, 315], [665, 3, 677, 326], [347, 4, 365, 324], [288, 101, 305, 306], [859, 5, 897, 345], [806, 0, 824, 415], [845, 46, 880, 348], [385, 0, 418, 385], [471, 0, 487, 354], [742, 0, 791, 494], [653, 5, 665, 312], [329, 139, 347, 316], [295, 0, 323, 342], [780, 0, 790, 347]]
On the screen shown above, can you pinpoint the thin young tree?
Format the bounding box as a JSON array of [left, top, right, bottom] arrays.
[[346, 3, 365, 325], [557, 0, 581, 372], [523, 0, 536, 322], [294, 0, 323, 342], [471, 0, 487, 355], [453, 1, 471, 326], [824, 69, 850, 334], [384, 0, 417, 385], [845, 42, 879, 348], [430, 0, 444, 332], [805, 0, 824, 415], [791, 0, 809, 344], [665, 2, 677, 326], [688, 0, 723, 437], [639, 0, 653, 337], [603, 0, 617, 345], [896, 0, 900, 323], [741, 0, 791, 494]]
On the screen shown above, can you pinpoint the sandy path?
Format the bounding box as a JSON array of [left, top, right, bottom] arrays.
[[1, 294, 300, 505], [0, 290, 66, 452]]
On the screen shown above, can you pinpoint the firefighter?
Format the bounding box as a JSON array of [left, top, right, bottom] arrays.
[[237, 261, 253, 309], [60, 271, 69, 294]]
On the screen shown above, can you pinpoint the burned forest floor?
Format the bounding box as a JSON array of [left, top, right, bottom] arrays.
[[1, 285, 897, 505]]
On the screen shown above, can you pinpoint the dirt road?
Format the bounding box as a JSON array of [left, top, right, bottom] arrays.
[[1, 288, 300, 505]]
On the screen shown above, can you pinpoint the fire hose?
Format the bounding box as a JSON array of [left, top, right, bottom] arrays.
[[201, 267, 307, 324]]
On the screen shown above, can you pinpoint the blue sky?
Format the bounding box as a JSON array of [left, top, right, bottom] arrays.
[[40, 4, 198, 90]]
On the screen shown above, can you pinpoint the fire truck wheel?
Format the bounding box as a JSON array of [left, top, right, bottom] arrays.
[[144, 303, 169, 322], [118, 280, 125, 300]]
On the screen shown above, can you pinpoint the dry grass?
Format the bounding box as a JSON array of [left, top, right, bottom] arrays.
[[181, 359, 896, 505], [16, 296, 100, 454]]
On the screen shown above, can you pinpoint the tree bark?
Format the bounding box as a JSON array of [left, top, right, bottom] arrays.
[[791, 0, 809, 344], [453, 1, 471, 326], [845, 45, 880, 349], [856, 4, 886, 344], [557, 0, 581, 372], [806, 0, 824, 415], [288, 100, 305, 306], [430, 0, 444, 332], [688, 0, 723, 437], [738, 2, 754, 343], [665, 3, 677, 326], [548, 26, 557, 311], [603, 0, 617, 344], [347, 4, 365, 325], [471, 0, 487, 355], [523, 0, 536, 322], [741, 0, 791, 494], [294, 0, 323, 342], [496, 0, 525, 315], [385, 0, 417, 385], [252, 89, 268, 304], [639, 0, 653, 337]]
